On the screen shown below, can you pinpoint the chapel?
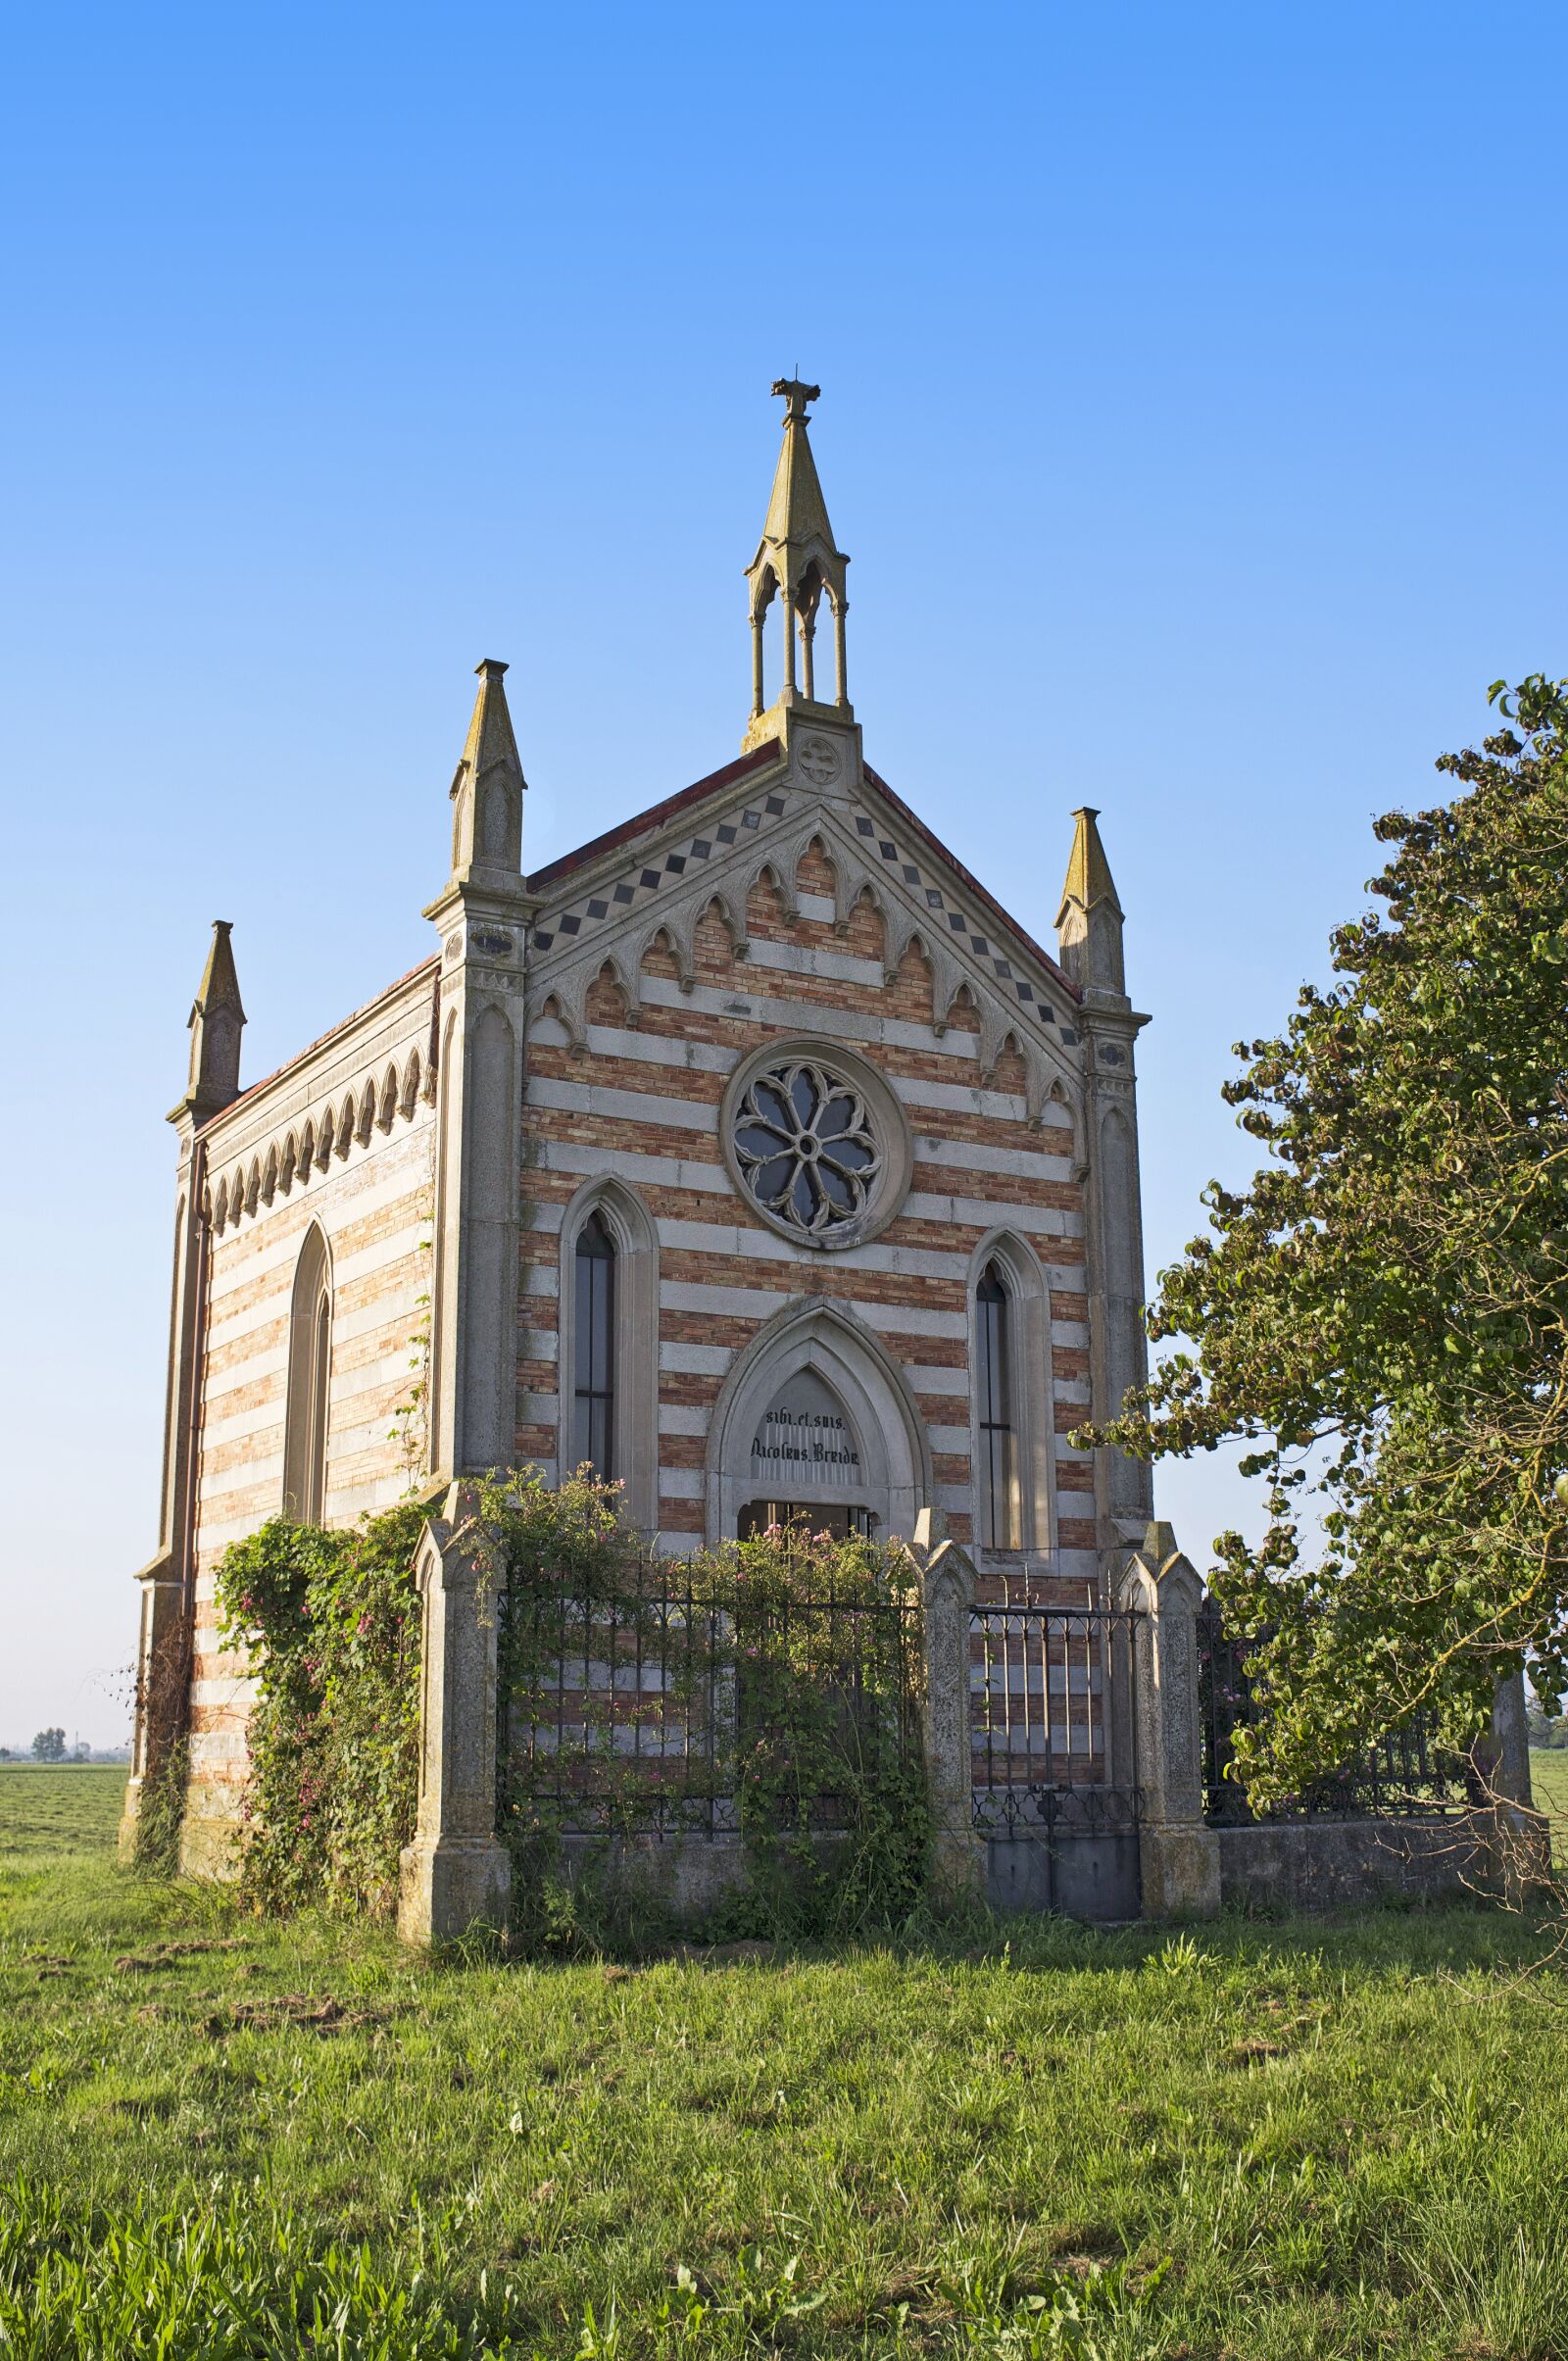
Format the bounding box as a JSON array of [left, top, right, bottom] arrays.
[[122, 380, 1153, 1869]]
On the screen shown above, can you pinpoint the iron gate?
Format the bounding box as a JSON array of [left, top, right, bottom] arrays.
[[970, 1593, 1144, 1917]]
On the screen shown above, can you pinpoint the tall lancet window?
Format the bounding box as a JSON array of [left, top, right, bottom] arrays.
[[976, 1261, 1017, 1549], [283, 1224, 332, 1523], [572, 1212, 616, 1477]]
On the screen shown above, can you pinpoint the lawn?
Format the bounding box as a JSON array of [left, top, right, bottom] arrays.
[[3, 1768, 1568, 2359]]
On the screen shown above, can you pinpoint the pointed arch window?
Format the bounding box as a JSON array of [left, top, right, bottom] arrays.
[[976, 1261, 1017, 1549], [572, 1212, 616, 1478], [283, 1225, 332, 1523], [558, 1182, 659, 1528]]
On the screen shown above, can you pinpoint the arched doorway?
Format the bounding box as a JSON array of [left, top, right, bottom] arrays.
[[738, 1367, 879, 1538], [705, 1298, 931, 1543]]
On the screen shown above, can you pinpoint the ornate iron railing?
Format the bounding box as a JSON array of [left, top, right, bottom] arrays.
[[496, 1564, 923, 1843], [1198, 1602, 1469, 1822]]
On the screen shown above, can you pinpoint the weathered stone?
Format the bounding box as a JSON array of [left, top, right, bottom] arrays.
[[1477, 1671, 1551, 1907], [1117, 1525, 1221, 1918], [1216, 1816, 1485, 1912], [912, 1515, 987, 1902], [397, 1488, 512, 1946]]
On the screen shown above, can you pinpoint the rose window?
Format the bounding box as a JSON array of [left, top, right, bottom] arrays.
[[732, 1060, 881, 1241]]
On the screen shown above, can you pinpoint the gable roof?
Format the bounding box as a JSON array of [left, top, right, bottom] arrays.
[[861, 764, 1078, 1004], [526, 742, 1078, 1003], [525, 743, 782, 896], [200, 738, 1080, 1150], [196, 955, 440, 1140]]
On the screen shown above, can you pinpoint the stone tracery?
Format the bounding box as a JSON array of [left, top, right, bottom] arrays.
[[732, 1058, 881, 1241]]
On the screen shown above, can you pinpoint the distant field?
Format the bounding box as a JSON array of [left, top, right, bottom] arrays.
[[1530, 1746, 1568, 1846], [2, 1766, 1567, 2358], [0, 1763, 122, 1862]]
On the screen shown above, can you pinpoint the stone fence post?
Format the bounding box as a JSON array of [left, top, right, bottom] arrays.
[[911, 1509, 987, 1902], [1478, 1669, 1551, 1907], [1116, 1521, 1221, 1917], [118, 1555, 189, 1861], [398, 1483, 512, 1945]]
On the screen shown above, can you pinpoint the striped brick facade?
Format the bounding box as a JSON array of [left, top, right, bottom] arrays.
[[169, 964, 441, 1862], [124, 388, 1152, 1889], [518, 840, 1099, 1572]]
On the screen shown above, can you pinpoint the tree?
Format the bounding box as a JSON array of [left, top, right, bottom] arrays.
[[30, 1728, 67, 1762], [1092, 676, 1568, 1804]]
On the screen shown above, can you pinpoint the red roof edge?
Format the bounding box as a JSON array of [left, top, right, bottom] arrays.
[[198, 954, 442, 1140], [525, 741, 781, 895], [862, 764, 1081, 1005], [526, 737, 1077, 1004]]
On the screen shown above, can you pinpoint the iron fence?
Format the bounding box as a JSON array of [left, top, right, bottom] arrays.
[[968, 1592, 1144, 1842], [1198, 1602, 1469, 1823], [496, 1566, 923, 1843]]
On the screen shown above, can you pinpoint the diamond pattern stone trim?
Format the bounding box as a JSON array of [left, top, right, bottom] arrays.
[[853, 814, 1057, 1023], [532, 793, 794, 954]]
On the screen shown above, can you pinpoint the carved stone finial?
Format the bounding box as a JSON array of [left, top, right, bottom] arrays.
[[1055, 806, 1127, 1000], [912, 1504, 949, 1554], [176, 919, 245, 1125], [770, 376, 821, 421], [442, 657, 527, 893]]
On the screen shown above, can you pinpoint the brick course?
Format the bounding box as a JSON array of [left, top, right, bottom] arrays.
[[521, 830, 1113, 1595]]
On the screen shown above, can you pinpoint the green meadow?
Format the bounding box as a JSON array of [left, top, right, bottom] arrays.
[[1528, 1747, 1568, 1859], [3, 1764, 1567, 2358]]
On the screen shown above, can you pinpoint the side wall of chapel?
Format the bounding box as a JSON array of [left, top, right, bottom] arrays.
[[179, 965, 438, 1864]]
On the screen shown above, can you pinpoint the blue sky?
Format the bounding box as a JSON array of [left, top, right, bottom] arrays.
[[3, 2, 1564, 1745]]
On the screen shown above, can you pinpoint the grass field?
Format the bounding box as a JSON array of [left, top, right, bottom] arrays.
[[1530, 1746, 1568, 1855], [3, 1769, 1568, 2358]]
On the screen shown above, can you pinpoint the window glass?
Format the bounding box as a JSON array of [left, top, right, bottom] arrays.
[[977, 1263, 1015, 1549], [284, 1226, 331, 1524], [731, 1058, 880, 1240], [307, 1282, 330, 1522], [573, 1212, 616, 1476]]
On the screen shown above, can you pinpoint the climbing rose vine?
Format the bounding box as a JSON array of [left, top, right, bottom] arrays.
[[215, 1500, 429, 1916], [216, 1470, 929, 1936]]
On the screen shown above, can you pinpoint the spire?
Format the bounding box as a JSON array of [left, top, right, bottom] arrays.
[[744, 379, 852, 743], [760, 378, 839, 557], [447, 658, 526, 890], [1055, 808, 1127, 1000], [179, 920, 245, 1123]]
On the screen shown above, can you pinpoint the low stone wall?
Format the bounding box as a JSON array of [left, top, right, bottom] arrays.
[[985, 1818, 1497, 1924], [555, 1833, 753, 1923], [551, 1830, 919, 1933], [1214, 1813, 1491, 1913]]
